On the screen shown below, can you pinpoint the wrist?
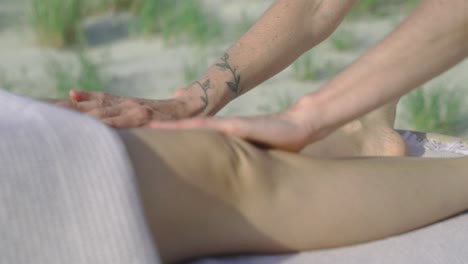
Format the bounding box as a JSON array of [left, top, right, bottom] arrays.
[[172, 70, 239, 117], [171, 86, 209, 117], [287, 92, 336, 142], [171, 81, 231, 117]]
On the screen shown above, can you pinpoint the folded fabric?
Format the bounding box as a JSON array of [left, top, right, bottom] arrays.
[[0, 89, 160, 264]]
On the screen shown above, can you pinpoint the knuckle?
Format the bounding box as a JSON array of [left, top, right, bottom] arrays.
[[89, 108, 105, 118], [134, 108, 150, 118], [95, 92, 106, 99], [77, 102, 95, 111], [124, 99, 140, 107], [222, 119, 241, 134], [193, 117, 208, 126]]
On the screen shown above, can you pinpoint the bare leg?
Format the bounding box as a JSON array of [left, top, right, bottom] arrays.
[[301, 100, 406, 157], [119, 129, 468, 263]]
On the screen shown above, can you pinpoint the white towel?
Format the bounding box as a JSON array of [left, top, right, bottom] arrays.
[[0, 89, 161, 264]]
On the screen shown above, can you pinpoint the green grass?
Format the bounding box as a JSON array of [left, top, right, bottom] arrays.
[[329, 28, 360, 51], [82, 0, 135, 14], [292, 52, 317, 81], [401, 85, 468, 135], [47, 50, 108, 98], [132, 0, 222, 44], [233, 11, 256, 40], [77, 52, 108, 92], [273, 92, 295, 112], [31, 0, 82, 47], [0, 68, 15, 91], [257, 92, 296, 113], [349, 0, 419, 18], [291, 52, 344, 81], [31, 0, 222, 47], [183, 58, 206, 84]]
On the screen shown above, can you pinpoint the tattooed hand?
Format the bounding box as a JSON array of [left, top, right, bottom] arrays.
[[56, 90, 202, 128]]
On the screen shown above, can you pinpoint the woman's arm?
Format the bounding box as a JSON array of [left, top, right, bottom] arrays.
[[66, 0, 357, 127], [149, 0, 468, 151], [297, 0, 468, 137], [177, 0, 358, 116]]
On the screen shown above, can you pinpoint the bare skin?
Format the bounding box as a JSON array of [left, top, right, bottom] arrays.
[[47, 2, 468, 261], [55, 91, 201, 127], [153, 0, 468, 152], [54, 91, 405, 157], [301, 100, 406, 157], [63, 0, 357, 126], [54, 0, 428, 157], [119, 128, 468, 263], [59, 0, 468, 154], [298, 0, 468, 137], [53, 0, 411, 156]]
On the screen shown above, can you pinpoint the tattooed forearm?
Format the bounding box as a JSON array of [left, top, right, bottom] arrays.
[[195, 79, 211, 111], [216, 53, 242, 95]]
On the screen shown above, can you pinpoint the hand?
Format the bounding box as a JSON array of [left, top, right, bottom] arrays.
[[57, 90, 202, 128], [149, 108, 326, 152]]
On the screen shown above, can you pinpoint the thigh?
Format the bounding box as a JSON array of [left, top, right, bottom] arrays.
[[120, 128, 322, 261], [119, 128, 468, 263]]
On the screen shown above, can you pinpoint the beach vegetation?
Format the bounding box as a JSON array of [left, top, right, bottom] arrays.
[[47, 51, 107, 98], [401, 85, 468, 135], [291, 51, 344, 82], [31, 0, 82, 47]]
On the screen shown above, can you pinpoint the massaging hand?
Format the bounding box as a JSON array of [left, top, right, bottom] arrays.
[[56, 90, 198, 128], [150, 106, 329, 152]]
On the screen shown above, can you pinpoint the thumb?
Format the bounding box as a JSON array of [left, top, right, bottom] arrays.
[[149, 118, 221, 130]]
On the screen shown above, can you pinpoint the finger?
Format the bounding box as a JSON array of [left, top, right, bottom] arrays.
[[150, 117, 250, 136], [70, 90, 105, 102], [55, 100, 78, 110], [87, 106, 122, 119], [74, 101, 100, 112], [150, 117, 284, 149], [220, 116, 304, 151], [102, 115, 142, 128], [151, 117, 278, 149], [149, 118, 214, 130], [69, 90, 88, 102]]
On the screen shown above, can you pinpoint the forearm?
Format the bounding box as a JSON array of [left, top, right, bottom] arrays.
[[298, 0, 468, 134], [175, 0, 357, 116]]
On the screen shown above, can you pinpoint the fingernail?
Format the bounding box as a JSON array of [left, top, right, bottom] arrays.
[[69, 90, 77, 100]]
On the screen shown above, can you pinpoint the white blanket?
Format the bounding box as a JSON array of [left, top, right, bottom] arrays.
[[0, 90, 160, 264]]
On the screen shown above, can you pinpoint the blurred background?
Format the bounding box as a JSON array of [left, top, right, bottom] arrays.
[[0, 0, 467, 135]]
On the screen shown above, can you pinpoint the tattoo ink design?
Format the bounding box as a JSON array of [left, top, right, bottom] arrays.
[[196, 79, 211, 111], [216, 53, 242, 95]]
